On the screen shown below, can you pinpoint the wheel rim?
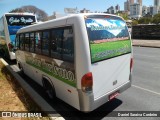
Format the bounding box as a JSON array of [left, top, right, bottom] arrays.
[[45, 82, 54, 99], [46, 89, 53, 99]]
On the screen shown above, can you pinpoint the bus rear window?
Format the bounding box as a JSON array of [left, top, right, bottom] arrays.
[[85, 15, 131, 63]]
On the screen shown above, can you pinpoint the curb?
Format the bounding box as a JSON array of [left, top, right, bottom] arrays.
[[0, 58, 64, 120], [132, 45, 160, 48]]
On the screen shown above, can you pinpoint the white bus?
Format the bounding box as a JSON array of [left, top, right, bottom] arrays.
[[15, 13, 133, 112], [0, 13, 36, 60]]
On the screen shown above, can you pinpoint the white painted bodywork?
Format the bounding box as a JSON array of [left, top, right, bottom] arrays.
[[16, 13, 132, 112]]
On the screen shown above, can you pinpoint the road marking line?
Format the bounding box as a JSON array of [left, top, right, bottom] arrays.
[[133, 54, 158, 58], [132, 85, 160, 96]]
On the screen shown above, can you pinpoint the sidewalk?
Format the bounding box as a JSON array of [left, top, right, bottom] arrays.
[[0, 58, 64, 120], [132, 39, 160, 48]]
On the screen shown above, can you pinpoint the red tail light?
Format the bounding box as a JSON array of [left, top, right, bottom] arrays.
[[130, 58, 133, 71], [81, 72, 93, 92], [8, 43, 14, 51]]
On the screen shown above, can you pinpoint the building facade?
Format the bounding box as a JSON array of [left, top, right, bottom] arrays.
[[115, 4, 120, 12], [107, 6, 115, 14], [124, 0, 135, 11], [154, 0, 160, 6], [142, 6, 148, 16], [130, 0, 134, 4], [124, 0, 130, 11], [130, 3, 142, 19], [154, 0, 160, 15], [147, 6, 159, 15], [48, 12, 65, 20], [137, 0, 142, 6], [80, 8, 90, 13]]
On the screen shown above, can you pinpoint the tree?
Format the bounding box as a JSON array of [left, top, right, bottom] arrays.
[[152, 13, 160, 24], [116, 12, 128, 20], [121, 13, 128, 20], [138, 17, 152, 24], [9, 5, 48, 21], [132, 20, 138, 26]]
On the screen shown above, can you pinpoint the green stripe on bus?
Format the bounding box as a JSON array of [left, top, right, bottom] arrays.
[[26, 61, 76, 87]]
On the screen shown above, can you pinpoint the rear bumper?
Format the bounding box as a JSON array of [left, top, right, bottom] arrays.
[[78, 79, 131, 112], [9, 52, 16, 60]]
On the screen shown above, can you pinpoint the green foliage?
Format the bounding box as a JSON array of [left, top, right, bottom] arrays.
[[138, 17, 152, 24], [135, 13, 160, 25], [117, 13, 128, 20], [132, 20, 138, 25], [152, 13, 160, 24]]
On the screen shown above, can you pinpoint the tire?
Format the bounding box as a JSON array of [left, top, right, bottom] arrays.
[[18, 63, 25, 76], [1, 49, 6, 58], [43, 80, 57, 102]]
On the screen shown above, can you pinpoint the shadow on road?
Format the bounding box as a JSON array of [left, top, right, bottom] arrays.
[[54, 98, 122, 120], [20, 73, 122, 119], [0, 54, 16, 65], [0, 54, 123, 119]]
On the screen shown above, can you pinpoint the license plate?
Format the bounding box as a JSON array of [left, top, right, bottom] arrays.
[[109, 92, 119, 101]]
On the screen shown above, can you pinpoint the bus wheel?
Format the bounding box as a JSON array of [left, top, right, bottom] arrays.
[[18, 63, 24, 76], [0, 49, 3, 55], [1, 50, 6, 58], [43, 79, 57, 102]]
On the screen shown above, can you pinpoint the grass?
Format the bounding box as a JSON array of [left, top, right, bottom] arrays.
[[90, 40, 131, 62], [0, 61, 50, 120]]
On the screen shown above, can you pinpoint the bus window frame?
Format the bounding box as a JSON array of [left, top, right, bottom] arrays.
[[24, 33, 30, 52], [16, 25, 75, 63]]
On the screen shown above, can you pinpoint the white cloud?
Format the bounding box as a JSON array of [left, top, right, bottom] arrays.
[[86, 19, 125, 36]]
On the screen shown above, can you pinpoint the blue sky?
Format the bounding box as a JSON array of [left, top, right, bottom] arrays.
[[0, 0, 153, 17]]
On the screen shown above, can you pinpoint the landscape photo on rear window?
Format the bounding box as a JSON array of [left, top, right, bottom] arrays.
[[86, 18, 131, 63]]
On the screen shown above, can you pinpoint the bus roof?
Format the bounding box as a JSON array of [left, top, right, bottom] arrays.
[[17, 13, 124, 34], [4, 13, 35, 16]]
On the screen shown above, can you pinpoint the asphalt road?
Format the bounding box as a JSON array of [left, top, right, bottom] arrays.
[[1, 47, 160, 120], [90, 46, 160, 120], [104, 46, 160, 120]]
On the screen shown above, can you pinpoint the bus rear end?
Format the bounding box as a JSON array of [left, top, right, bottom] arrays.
[[4, 13, 36, 60], [80, 14, 133, 111]]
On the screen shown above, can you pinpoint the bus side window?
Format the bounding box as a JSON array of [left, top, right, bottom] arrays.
[[20, 34, 25, 50], [30, 32, 35, 53], [51, 28, 63, 59], [42, 31, 49, 56], [35, 32, 42, 54], [25, 33, 30, 52], [62, 27, 74, 62], [51, 26, 74, 62], [15, 35, 20, 49]]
